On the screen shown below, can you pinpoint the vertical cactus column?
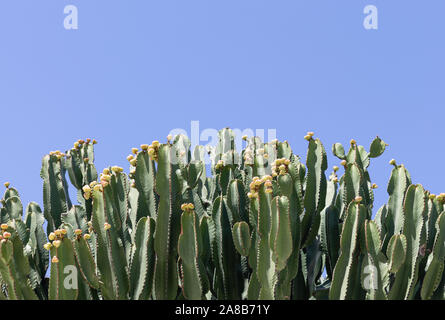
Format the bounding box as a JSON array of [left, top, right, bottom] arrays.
[[421, 211, 445, 299], [329, 198, 366, 300], [153, 143, 183, 300], [388, 184, 427, 300], [0, 224, 38, 300], [41, 151, 72, 232], [301, 133, 327, 248], [91, 185, 129, 299], [210, 196, 244, 299], [128, 216, 155, 300], [177, 203, 209, 300]]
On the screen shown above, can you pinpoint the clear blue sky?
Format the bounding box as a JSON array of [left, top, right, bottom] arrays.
[[0, 1, 444, 213]]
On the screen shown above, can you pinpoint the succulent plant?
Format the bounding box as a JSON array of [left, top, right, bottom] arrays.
[[0, 130, 443, 300]]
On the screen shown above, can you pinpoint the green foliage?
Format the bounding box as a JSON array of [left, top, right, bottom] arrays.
[[0, 131, 444, 300]]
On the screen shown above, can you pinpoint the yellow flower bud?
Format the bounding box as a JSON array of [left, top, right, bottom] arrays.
[[104, 223, 111, 231], [61, 229, 67, 235], [52, 256, 59, 263], [74, 229, 82, 236], [167, 134, 173, 141], [333, 166, 339, 172], [92, 139, 98, 144], [307, 131, 315, 137], [103, 168, 110, 175], [354, 196, 363, 204], [350, 139, 356, 146], [141, 144, 149, 151], [101, 174, 111, 182], [4, 182, 10, 188], [3, 232, 11, 239], [111, 166, 123, 173], [83, 157, 89, 163], [49, 233, 56, 241], [130, 159, 137, 167], [429, 194, 436, 200], [53, 240, 61, 248], [340, 160, 347, 166], [265, 188, 273, 194], [242, 135, 248, 141], [181, 203, 187, 211], [127, 155, 134, 161], [188, 203, 195, 210], [132, 148, 138, 154], [371, 183, 378, 189], [389, 159, 396, 166], [84, 234, 91, 240], [44, 243, 52, 251], [93, 184, 103, 192], [152, 141, 160, 147], [304, 135, 311, 141], [89, 181, 98, 188], [82, 185, 91, 193], [1, 224, 8, 230]]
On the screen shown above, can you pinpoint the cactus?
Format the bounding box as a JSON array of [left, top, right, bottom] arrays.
[[153, 143, 183, 300], [177, 204, 209, 299], [0, 130, 444, 300], [329, 200, 366, 300], [388, 184, 427, 300], [421, 212, 445, 299]]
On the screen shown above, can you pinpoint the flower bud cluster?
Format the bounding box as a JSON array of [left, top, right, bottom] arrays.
[[304, 131, 315, 141], [215, 160, 225, 170], [0, 224, 11, 243], [181, 203, 195, 212], [45, 228, 69, 258], [247, 175, 273, 199], [271, 158, 291, 177], [437, 193, 445, 203], [49, 150, 66, 161]]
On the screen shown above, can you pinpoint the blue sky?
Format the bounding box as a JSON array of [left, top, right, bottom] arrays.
[[0, 1, 444, 213]]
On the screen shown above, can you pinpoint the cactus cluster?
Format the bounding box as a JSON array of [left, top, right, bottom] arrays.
[[0, 129, 444, 300]]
